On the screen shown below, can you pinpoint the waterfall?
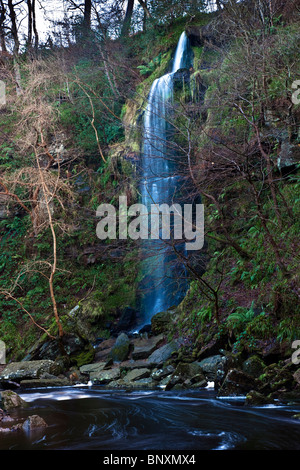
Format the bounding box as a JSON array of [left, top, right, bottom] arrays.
[[137, 32, 193, 331]]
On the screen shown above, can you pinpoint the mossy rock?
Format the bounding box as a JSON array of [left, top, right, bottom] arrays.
[[0, 391, 28, 410], [110, 333, 131, 363], [70, 346, 95, 368], [151, 310, 172, 335], [242, 355, 266, 378]]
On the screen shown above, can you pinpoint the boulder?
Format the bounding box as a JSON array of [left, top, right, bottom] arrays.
[[197, 354, 228, 381], [123, 368, 151, 384], [131, 334, 164, 360], [151, 365, 175, 381], [1, 391, 28, 410], [164, 362, 207, 391], [91, 367, 120, 385], [217, 369, 258, 397], [242, 355, 266, 378], [0, 360, 61, 384], [133, 377, 155, 389], [79, 362, 108, 376], [110, 333, 130, 363], [147, 340, 181, 365], [22, 415, 48, 432], [151, 311, 172, 335], [114, 307, 137, 334], [245, 390, 275, 406], [23, 333, 87, 362]]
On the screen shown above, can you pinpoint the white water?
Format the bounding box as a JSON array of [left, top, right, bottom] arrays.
[[137, 32, 192, 330]]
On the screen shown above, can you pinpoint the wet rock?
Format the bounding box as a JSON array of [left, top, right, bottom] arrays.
[[217, 369, 257, 397], [91, 367, 121, 385], [79, 361, 110, 376], [242, 355, 266, 378], [147, 340, 181, 365], [151, 310, 172, 335], [151, 365, 175, 381], [293, 369, 300, 385], [114, 307, 137, 334], [94, 338, 116, 362], [133, 377, 155, 389], [1, 390, 28, 410], [23, 333, 87, 362], [174, 362, 206, 383], [110, 333, 130, 363], [131, 334, 164, 360], [164, 362, 207, 391], [245, 390, 275, 406], [20, 378, 70, 388], [0, 360, 61, 385], [22, 415, 48, 432], [123, 368, 150, 383], [197, 354, 228, 381]]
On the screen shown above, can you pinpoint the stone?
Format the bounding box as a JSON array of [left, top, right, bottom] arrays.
[[197, 355, 228, 381], [131, 334, 164, 360], [123, 368, 150, 383], [133, 378, 155, 389], [91, 367, 120, 384], [114, 307, 137, 333], [217, 369, 257, 397], [242, 355, 266, 378], [245, 390, 274, 406], [79, 362, 107, 375], [147, 340, 181, 365], [110, 333, 130, 363], [151, 365, 175, 381], [151, 311, 172, 335], [20, 378, 70, 388], [22, 415, 48, 432], [0, 360, 61, 384], [174, 362, 206, 383], [293, 369, 300, 385], [1, 391, 28, 410]]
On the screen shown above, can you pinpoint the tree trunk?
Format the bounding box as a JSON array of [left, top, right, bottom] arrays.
[[121, 0, 135, 36], [0, 0, 7, 52], [32, 0, 39, 51], [83, 0, 92, 31], [8, 0, 19, 54]]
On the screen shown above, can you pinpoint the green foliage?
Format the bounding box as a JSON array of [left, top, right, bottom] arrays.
[[226, 301, 257, 333]]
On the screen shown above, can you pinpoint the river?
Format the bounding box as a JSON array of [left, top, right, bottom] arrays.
[[1, 386, 300, 450]]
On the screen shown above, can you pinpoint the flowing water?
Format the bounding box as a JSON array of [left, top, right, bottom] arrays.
[[1, 386, 300, 450], [138, 32, 193, 330]]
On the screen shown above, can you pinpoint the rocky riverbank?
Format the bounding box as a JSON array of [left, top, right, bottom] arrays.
[[1, 319, 300, 412]]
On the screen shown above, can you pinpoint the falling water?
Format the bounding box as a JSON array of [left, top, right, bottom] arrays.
[[137, 32, 193, 330]]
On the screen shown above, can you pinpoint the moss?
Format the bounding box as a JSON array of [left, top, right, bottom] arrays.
[[70, 346, 95, 367]]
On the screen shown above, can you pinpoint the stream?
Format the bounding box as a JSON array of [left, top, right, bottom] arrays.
[[1, 386, 300, 450]]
